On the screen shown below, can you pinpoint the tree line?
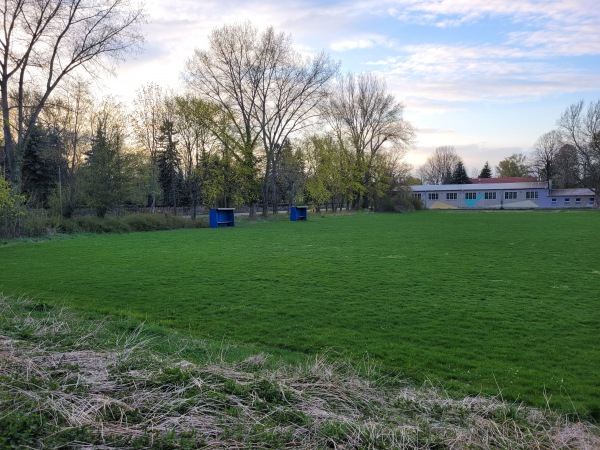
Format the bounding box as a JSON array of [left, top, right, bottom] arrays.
[[3, 0, 597, 234], [1, 13, 416, 227], [418, 146, 528, 185], [417, 102, 600, 195]]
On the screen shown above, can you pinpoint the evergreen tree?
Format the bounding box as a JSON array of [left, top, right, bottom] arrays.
[[275, 140, 305, 207], [479, 161, 492, 178], [21, 125, 61, 207], [450, 160, 471, 184], [83, 121, 125, 218], [157, 120, 183, 208], [197, 152, 226, 208]]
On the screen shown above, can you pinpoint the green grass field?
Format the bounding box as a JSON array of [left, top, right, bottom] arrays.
[[1, 211, 599, 418]]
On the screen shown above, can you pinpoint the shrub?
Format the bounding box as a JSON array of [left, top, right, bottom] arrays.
[[375, 194, 397, 212], [53, 217, 80, 234], [122, 214, 208, 231], [74, 216, 130, 233], [0, 407, 50, 449], [164, 214, 208, 230], [408, 195, 424, 210], [122, 214, 170, 231], [0, 179, 26, 238], [375, 192, 423, 212], [19, 210, 51, 236]]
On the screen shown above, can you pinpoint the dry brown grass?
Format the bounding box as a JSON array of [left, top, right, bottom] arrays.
[[0, 295, 598, 449]]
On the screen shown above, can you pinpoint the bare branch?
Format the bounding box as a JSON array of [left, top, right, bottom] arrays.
[[557, 99, 600, 194], [1, 0, 146, 186]]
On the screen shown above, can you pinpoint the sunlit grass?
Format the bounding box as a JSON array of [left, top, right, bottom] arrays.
[[1, 210, 599, 418]]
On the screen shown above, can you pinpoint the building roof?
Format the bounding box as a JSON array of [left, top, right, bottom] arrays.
[[549, 188, 595, 196], [411, 182, 547, 192], [470, 177, 537, 184]]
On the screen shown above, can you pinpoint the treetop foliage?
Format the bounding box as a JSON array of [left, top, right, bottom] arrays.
[[495, 153, 530, 178]]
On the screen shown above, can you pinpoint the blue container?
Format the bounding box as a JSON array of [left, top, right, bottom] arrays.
[[209, 208, 235, 228], [290, 206, 308, 221]]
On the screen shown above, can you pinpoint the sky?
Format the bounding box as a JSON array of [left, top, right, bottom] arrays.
[[105, 0, 600, 175]]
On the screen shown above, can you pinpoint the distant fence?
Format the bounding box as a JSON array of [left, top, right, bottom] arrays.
[[28, 204, 320, 218], [113, 207, 204, 217], [84, 206, 213, 217]]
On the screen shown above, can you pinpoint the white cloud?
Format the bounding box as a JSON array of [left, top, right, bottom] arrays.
[[330, 34, 398, 51], [370, 39, 600, 107], [102, 0, 600, 167], [386, 0, 600, 54], [385, 0, 599, 26]]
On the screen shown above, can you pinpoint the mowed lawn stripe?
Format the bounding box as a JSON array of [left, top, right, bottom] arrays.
[[1, 211, 599, 416]]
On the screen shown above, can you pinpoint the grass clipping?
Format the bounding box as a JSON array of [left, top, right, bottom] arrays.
[[0, 296, 598, 449]]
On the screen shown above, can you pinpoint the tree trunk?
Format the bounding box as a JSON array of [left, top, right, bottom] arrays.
[[1, 77, 17, 186], [262, 154, 272, 217], [190, 195, 196, 220]]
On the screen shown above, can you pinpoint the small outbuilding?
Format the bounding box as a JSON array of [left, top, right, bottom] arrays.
[[209, 208, 235, 227], [290, 206, 308, 221]]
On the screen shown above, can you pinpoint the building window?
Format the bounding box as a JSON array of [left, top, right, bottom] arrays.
[[575, 198, 581, 204], [590, 198, 595, 205], [504, 191, 517, 200], [428, 193, 438, 200], [412, 193, 421, 199], [564, 198, 570, 205], [526, 191, 538, 199], [465, 192, 477, 200], [551, 198, 557, 205], [484, 192, 496, 200], [446, 192, 457, 200]]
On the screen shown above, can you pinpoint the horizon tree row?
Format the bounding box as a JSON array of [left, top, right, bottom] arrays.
[[2, 20, 416, 220], [1, 79, 416, 218], [531, 100, 600, 195], [1, 0, 146, 190], [184, 22, 414, 216], [417, 105, 599, 196]]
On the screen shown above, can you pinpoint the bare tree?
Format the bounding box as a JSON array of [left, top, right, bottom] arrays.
[[185, 22, 263, 152], [186, 22, 338, 216], [323, 73, 414, 208], [185, 22, 262, 212], [169, 94, 221, 218], [531, 130, 561, 185], [418, 146, 460, 185], [1, 0, 145, 187], [41, 79, 95, 216], [553, 144, 581, 189], [131, 83, 163, 213], [557, 99, 600, 196], [253, 29, 338, 214]]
